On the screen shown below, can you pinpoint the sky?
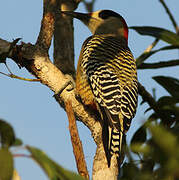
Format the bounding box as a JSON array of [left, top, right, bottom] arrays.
[[0, 0, 179, 179]]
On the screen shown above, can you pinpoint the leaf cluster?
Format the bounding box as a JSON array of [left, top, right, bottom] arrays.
[[0, 119, 84, 180]]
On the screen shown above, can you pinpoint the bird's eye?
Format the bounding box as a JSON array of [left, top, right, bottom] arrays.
[[99, 10, 121, 20]]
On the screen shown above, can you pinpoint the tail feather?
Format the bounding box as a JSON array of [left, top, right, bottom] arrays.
[[103, 125, 124, 167], [110, 128, 121, 153], [99, 106, 125, 167]]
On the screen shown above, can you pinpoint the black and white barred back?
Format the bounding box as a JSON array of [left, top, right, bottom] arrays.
[[80, 34, 138, 166]]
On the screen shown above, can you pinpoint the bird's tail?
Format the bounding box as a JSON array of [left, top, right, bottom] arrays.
[[102, 125, 124, 167]]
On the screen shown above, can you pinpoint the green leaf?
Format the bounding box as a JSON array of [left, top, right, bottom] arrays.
[[130, 26, 179, 46], [0, 148, 14, 180], [153, 76, 179, 100], [12, 138, 23, 146], [156, 96, 178, 118], [120, 163, 139, 179], [147, 123, 178, 156], [131, 143, 151, 155], [157, 96, 178, 107], [0, 119, 16, 147], [136, 45, 179, 66], [131, 125, 147, 144], [26, 146, 85, 180]]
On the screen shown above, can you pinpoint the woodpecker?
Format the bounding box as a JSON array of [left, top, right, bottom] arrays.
[[62, 10, 138, 167]]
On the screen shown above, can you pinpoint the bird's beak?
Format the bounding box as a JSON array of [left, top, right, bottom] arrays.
[[60, 11, 91, 24]]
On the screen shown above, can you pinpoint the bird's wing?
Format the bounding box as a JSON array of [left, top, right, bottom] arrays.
[[81, 35, 138, 129]]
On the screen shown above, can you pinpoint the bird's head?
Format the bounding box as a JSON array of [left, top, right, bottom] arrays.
[[61, 10, 128, 42]]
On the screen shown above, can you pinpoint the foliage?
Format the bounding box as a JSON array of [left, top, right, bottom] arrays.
[[120, 76, 179, 180], [27, 146, 84, 180]]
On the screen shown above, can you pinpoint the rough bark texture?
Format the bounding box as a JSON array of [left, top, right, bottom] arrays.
[[36, 0, 55, 50], [53, 0, 76, 77], [93, 144, 119, 180]]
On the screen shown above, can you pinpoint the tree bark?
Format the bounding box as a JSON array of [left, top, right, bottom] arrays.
[[93, 144, 119, 180]]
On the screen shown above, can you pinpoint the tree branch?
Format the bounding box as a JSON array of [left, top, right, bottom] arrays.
[[36, 0, 55, 51], [53, 0, 77, 78], [92, 144, 119, 180], [0, 38, 21, 63], [65, 100, 89, 180], [6, 39, 107, 178], [138, 59, 179, 69]]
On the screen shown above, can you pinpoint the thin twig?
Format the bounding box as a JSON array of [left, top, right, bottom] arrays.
[[5, 63, 13, 74], [0, 71, 40, 82], [65, 100, 89, 180], [159, 0, 179, 34], [138, 59, 179, 69]]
